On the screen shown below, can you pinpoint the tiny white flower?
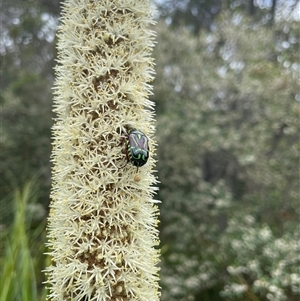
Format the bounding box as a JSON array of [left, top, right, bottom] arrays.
[[244, 214, 255, 225], [259, 227, 272, 241]]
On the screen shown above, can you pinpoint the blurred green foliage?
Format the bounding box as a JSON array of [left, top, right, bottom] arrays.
[[0, 180, 47, 301], [153, 11, 299, 301], [0, 0, 299, 300], [1, 0, 57, 215]]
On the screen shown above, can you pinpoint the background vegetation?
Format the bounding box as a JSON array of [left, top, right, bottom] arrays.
[[1, 0, 299, 300]]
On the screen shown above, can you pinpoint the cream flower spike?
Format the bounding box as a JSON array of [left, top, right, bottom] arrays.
[[45, 0, 160, 300]]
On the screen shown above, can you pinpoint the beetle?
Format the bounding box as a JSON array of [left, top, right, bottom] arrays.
[[121, 128, 149, 171]]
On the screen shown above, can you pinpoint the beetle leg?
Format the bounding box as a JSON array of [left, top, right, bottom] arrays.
[[117, 134, 128, 169], [119, 161, 128, 169], [117, 136, 125, 147]]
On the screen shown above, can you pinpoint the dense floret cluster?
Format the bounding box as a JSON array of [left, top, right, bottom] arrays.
[[45, 1, 160, 300]]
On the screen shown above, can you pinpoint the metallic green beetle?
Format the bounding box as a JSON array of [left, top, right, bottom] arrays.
[[123, 128, 149, 170]]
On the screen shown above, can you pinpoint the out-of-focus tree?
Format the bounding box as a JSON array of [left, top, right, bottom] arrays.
[[0, 0, 60, 220], [156, 0, 223, 32], [153, 10, 299, 300], [1, 0, 60, 86], [155, 0, 300, 32]]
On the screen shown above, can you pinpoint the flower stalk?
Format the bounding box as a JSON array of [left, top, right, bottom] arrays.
[[45, 0, 160, 300]]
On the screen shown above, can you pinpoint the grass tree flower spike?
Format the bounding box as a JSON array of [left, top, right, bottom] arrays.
[[45, 0, 160, 300]]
